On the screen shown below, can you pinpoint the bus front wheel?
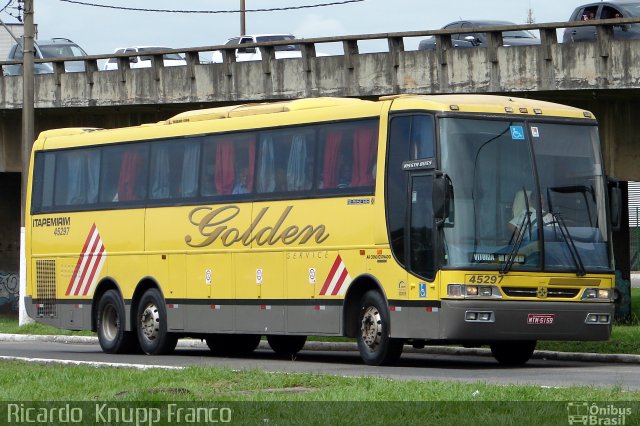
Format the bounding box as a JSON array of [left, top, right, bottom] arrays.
[[136, 288, 177, 355], [267, 335, 307, 356], [490, 340, 537, 366], [96, 289, 139, 354], [356, 290, 404, 366]]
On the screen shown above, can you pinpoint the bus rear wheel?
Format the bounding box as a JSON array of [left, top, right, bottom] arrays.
[[267, 335, 307, 356], [490, 340, 537, 366], [96, 289, 139, 354], [206, 334, 261, 355], [356, 290, 404, 366], [136, 288, 177, 355]]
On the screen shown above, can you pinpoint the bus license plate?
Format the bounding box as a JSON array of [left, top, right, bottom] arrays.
[[527, 314, 555, 325]]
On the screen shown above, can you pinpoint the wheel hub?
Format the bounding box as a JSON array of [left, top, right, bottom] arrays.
[[101, 305, 119, 342], [360, 306, 382, 350], [140, 303, 160, 341]]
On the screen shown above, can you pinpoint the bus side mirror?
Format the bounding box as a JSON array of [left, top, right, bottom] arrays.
[[608, 177, 621, 232], [433, 173, 454, 226]]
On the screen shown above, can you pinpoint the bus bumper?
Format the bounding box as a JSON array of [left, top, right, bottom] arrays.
[[438, 300, 614, 341]]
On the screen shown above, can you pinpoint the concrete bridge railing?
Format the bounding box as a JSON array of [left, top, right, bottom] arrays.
[[2, 18, 640, 109]]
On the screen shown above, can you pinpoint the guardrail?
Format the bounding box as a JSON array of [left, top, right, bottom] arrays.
[[2, 17, 639, 78]]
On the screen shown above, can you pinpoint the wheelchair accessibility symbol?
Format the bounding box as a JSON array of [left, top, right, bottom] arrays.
[[510, 125, 525, 140], [419, 283, 427, 298]]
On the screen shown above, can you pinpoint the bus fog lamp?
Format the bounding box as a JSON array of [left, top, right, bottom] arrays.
[[465, 311, 494, 322], [586, 313, 610, 324]]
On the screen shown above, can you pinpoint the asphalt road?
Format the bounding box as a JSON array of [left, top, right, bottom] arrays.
[[1, 340, 640, 390]]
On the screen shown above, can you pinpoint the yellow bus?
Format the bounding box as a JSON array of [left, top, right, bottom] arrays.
[[25, 95, 619, 366]]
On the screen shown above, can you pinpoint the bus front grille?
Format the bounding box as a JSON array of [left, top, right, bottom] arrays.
[[502, 287, 580, 299], [35, 260, 57, 317]]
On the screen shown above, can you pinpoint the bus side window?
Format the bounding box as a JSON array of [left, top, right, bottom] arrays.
[[257, 129, 315, 193], [53, 149, 100, 208], [100, 145, 148, 203], [285, 132, 314, 192], [318, 119, 378, 191], [351, 123, 378, 188], [149, 139, 200, 200]]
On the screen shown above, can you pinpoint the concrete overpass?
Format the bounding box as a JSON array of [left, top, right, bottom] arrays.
[[0, 19, 638, 314]]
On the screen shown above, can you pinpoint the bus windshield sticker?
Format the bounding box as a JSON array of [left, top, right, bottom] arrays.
[[402, 158, 434, 171], [472, 252, 524, 264], [510, 126, 525, 140], [531, 126, 540, 138]]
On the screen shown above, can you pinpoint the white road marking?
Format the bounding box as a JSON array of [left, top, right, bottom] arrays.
[[0, 355, 184, 370]]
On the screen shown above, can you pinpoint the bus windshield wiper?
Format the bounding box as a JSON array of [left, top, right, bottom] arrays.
[[501, 208, 531, 274], [551, 212, 586, 277]]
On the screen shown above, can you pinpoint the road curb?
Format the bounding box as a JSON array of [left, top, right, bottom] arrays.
[[2, 333, 639, 364]]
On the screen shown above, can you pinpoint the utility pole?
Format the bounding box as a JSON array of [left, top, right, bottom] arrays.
[[19, 0, 35, 325], [240, 0, 246, 35]]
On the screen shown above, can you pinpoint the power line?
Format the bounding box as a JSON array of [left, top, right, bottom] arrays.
[[58, 0, 365, 14]]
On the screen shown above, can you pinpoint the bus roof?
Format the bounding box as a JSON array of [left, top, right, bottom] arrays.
[[34, 94, 595, 150], [386, 94, 595, 119]]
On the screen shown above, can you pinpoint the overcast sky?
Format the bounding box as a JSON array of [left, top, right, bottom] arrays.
[[4, 0, 588, 54]]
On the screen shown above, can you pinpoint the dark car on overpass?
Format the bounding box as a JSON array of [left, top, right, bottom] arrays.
[[418, 20, 540, 50], [563, 1, 640, 42]]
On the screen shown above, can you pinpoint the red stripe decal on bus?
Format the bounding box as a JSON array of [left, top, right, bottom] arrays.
[[65, 223, 96, 296], [319, 255, 342, 296]]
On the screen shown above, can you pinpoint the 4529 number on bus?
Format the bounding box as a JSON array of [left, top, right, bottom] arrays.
[[467, 274, 504, 284]]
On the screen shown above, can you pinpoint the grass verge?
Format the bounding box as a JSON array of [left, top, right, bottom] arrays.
[[0, 360, 638, 401], [2, 362, 638, 424]]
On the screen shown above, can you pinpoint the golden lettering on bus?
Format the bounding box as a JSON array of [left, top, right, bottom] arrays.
[[185, 205, 330, 248]]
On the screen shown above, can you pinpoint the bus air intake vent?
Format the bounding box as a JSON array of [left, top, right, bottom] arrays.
[[35, 259, 57, 317], [503, 287, 579, 299]]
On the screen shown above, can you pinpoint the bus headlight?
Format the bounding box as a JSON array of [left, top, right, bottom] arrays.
[[581, 288, 612, 301], [447, 284, 502, 299]]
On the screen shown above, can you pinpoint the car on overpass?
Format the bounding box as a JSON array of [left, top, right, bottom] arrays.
[[211, 34, 325, 62], [562, 1, 640, 42], [418, 20, 540, 50], [102, 46, 187, 70], [4, 37, 87, 76]]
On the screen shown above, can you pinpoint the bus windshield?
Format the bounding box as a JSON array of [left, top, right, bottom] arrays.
[[439, 117, 611, 274]]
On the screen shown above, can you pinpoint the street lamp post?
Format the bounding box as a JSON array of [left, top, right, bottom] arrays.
[[240, 0, 246, 35], [19, 0, 35, 325]]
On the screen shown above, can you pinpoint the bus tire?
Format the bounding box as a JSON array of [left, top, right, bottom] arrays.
[[266, 335, 307, 356], [96, 290, 139, 354], [356, 290, 404, 366], [136, 288, 177, 355], [490, 340, 536, 366], [205, 334, 261, 355]]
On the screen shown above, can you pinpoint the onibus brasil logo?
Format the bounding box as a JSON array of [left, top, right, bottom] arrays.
[[567, 402, 632, 425]]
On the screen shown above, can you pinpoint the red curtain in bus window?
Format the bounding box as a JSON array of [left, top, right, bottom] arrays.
[[246, 137, 256, 192], [215, 140, 235, 195], [322, 131, 343, 188], [117, 149, 144, 201], [351, 125, 377, 187]]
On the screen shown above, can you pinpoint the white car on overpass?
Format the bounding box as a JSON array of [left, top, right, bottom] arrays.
[[211, 34, 325, 63], [102, 46, 187, 70]]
